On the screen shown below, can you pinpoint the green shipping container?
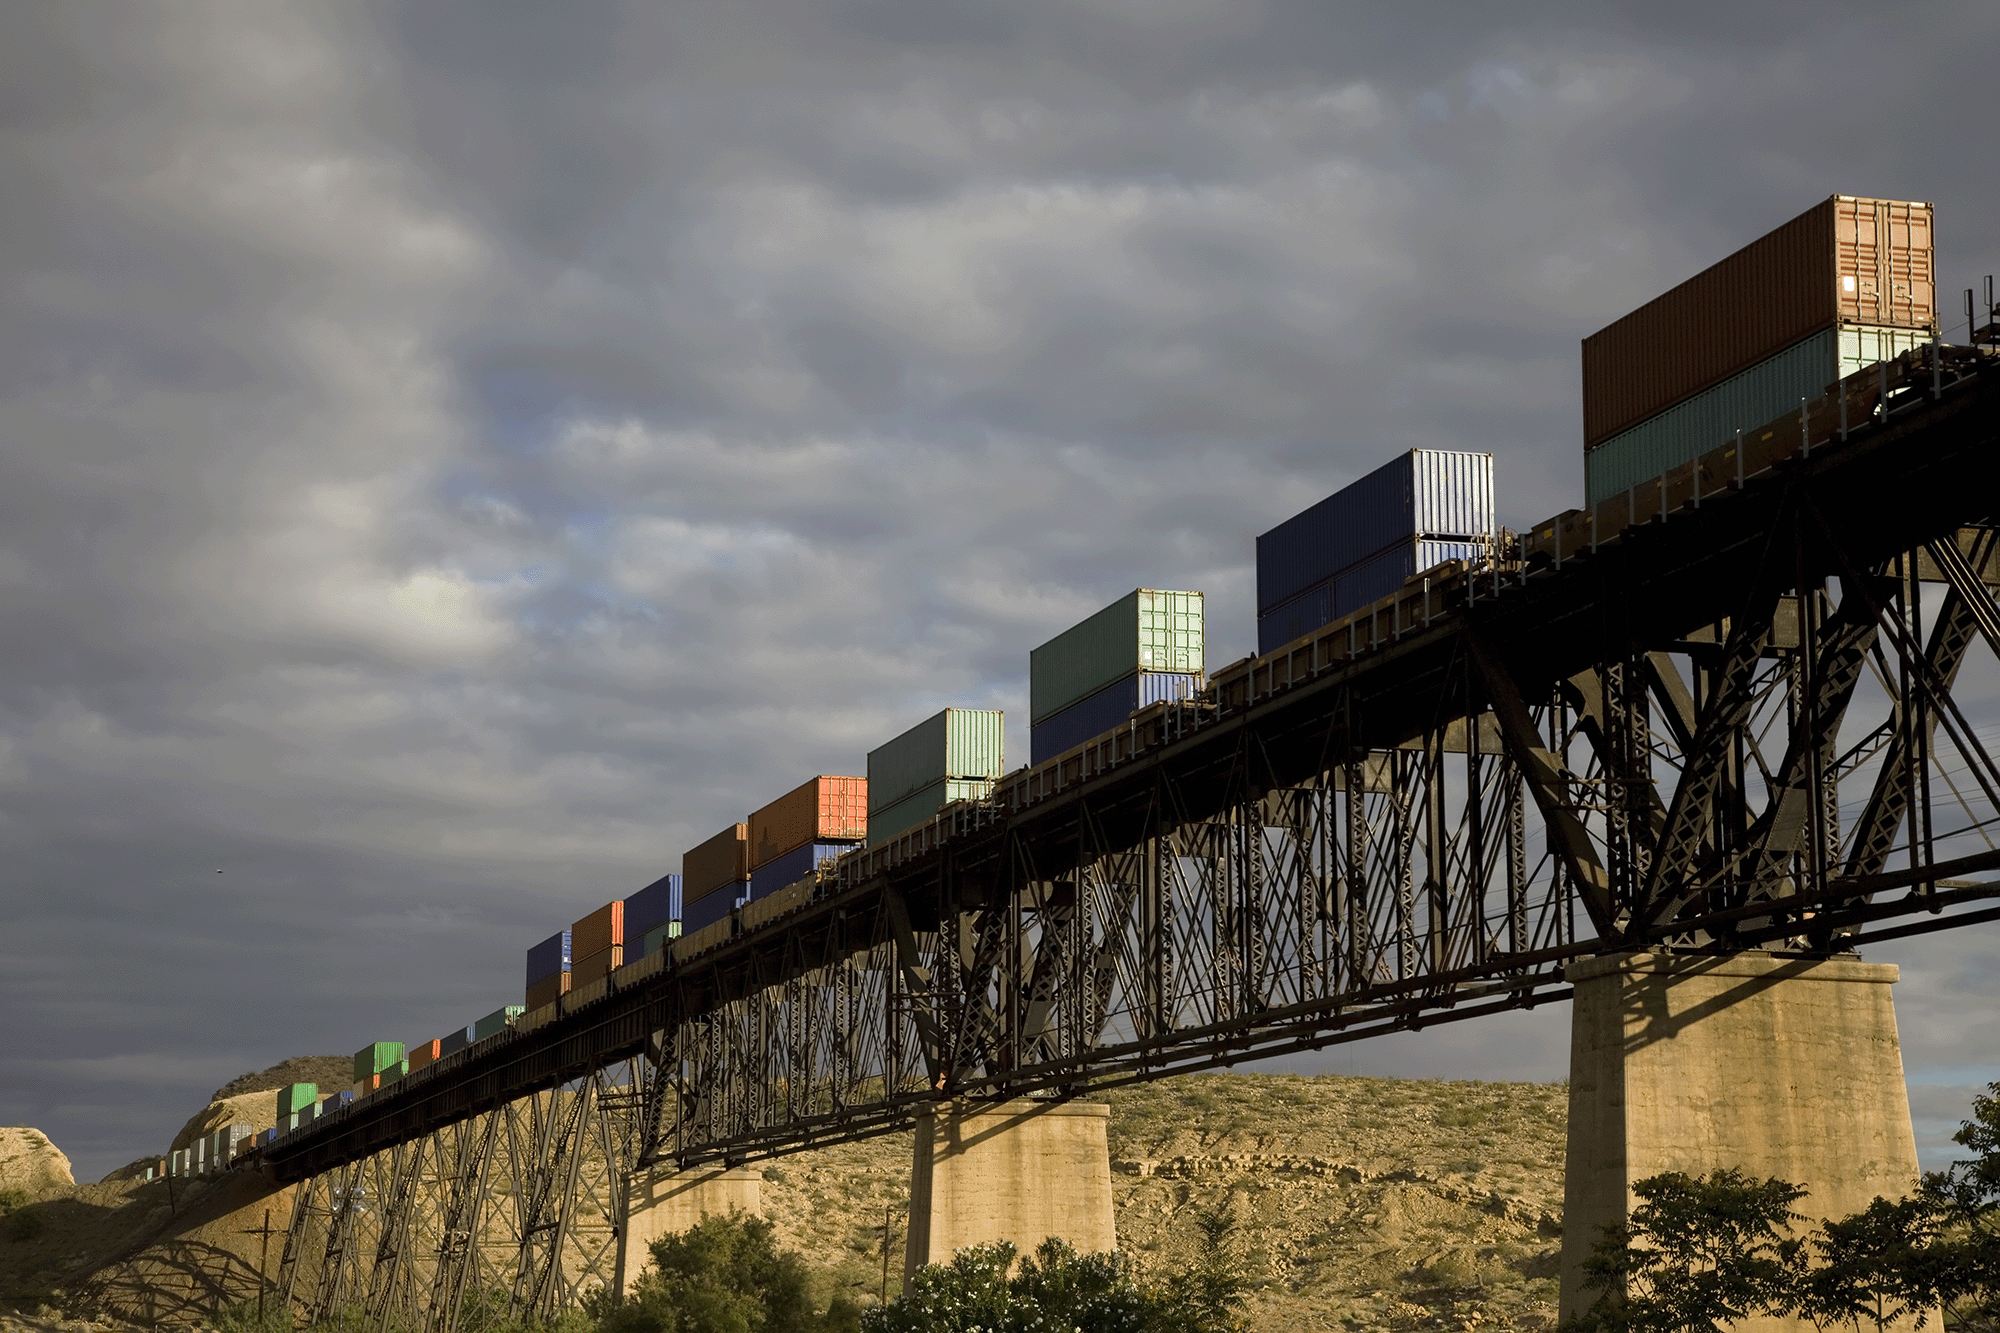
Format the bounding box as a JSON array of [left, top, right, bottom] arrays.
[[867, 778, 995, 844], [276, 1083, 318, 1118], [1583, 323, 1933, 505], [353, 1042, 405, 1082], [866, 708, 1004, 814], [641, 921, 681, 957], [1030, 590, 1204, 725], [473, 1006, 525, 1040], [376, 1059, 409, 1086]]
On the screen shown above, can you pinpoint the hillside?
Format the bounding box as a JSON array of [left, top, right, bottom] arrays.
[[1, 1070, 1568, 1332]]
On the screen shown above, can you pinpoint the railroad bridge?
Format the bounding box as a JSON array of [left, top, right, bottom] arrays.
[[252, 345, 2000, 1330]]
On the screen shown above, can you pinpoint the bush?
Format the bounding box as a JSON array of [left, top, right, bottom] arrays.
[[601, 1210, 857, 1333], [0, 1189, 43, 1242]]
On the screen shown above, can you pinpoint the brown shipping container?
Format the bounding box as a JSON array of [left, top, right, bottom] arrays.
[[573, 945, 622, 983], [525, 971, 571, 1011], [408, 1039, 442, 1072], [1582, 195, 1934, 449], [571, 901, 624, 958], [683, 823, 750, 898], [748, 776, 868, 869]]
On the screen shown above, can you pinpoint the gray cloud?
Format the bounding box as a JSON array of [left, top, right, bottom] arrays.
[[4, 1, 1999, 1180]]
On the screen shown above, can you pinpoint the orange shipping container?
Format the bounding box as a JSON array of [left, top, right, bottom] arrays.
[[748, 776, 867, 869], [573, 945, 622, 983], [408, 1039, 442, 1072], [1582, 195, 1935, 449], [683, 823, 750, 899], [525, 971, 570, 1011], [571, 901, 624, 958]]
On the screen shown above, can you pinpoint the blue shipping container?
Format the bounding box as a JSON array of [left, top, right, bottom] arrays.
[[439, 1025, 474, 1057], [526, 930, 570, 986], [1256, 538, 1485, 655], [1029, 670, 1203, 766], [749, 841, 860, 900], [682, 883, 745, 934], [1256, 450, 1493, 616], [625, 874, 682, 940]]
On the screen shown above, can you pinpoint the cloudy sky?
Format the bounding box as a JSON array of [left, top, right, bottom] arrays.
[[5, 2, 2000, 1182]]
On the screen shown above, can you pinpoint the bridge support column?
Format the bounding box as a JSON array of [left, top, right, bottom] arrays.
[[1560, 951, 1922, 1329], [904, 1099, 1115, 1284], [619, 1166, 763, 1293]]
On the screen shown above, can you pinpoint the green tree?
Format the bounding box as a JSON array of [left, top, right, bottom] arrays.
[[601, 1211, 858, 1333]]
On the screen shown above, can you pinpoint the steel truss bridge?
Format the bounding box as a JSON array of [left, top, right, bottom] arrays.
[[243, 346, 2000, 1331]]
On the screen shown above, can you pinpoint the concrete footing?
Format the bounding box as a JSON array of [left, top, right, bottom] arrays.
[[904, 1098, 1115, 1284], [1560, 951, 1922, 1331], [620, 1166, 763, 1293]]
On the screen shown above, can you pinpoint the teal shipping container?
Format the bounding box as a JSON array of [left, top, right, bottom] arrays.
[[867, 708, 1004, 815], [276, 1083, 317, 1118], [868, 777, 996, 844], [473, 1006, 525, 1040], [1030, 589, 1204, 726], [1583, 323, 1935, 504], [353, 1042, 405, 1082], [641, 921, 681, 957]]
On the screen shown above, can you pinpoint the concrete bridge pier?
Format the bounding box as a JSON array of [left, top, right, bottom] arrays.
[[904, 1098, 1116, 1284], [619, 1165, 763, 1293], [1560, 951, 1924, 1330]]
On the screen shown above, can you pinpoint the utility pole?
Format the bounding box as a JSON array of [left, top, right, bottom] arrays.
[[242, 1207, 283, 1327], [880, 1206, 895, 1305]]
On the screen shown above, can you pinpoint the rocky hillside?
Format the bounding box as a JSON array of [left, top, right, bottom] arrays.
[[1, 1069, 1568, 1332]]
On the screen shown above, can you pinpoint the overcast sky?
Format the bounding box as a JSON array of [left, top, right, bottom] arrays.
[[5, 2, 2000, 1183]]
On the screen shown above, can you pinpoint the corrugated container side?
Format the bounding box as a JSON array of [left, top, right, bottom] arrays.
[[570, 901, 624, 958], [408, 1040, 442, 1072], [867, 777, 996, 844], [1582, 195, 1934, 448], [1030, 590, 1204, 724], [682, 885, 744, 935], [525, 972, 570, 1011], [439, 1026, 474, 1057], [749, 840, 858, 900], [867, 708, 1005, 813], [525, 930, 570, 986], [353, 1043, 404, 1081], [749, 776, 867, 868], [624, 874, 681, 939], [640, 921, 681, 957], [1581, 324, 1934, 504], [1029, 670, 1204, 765], [276, 1083, 317, 1117], [572, 946, 623, 984], [1256, 538, 1487, 655], [683, 824, 749, 898], [1255, 452, 1492, 615], [473, 1006, 523, 1040]]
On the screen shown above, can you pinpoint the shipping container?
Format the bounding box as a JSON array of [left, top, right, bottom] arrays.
[[571, 901, 624, 959], [640, 920, 681, 957], [1256, 537, 1487, 655], [573, 946, 623, 984], [328, 1091, 354, 1112], [683, 823, 749, 899], [1030, 590, 1203, 725], [525, 930, 570, 986], [1582, 195, 1935, 449], [439, 1026, 473, 1057], [1256, 452, 1493, 617], [624, 874, 681, 942], [526, 971, 570, 1011], [867, 708, 1005, 814], [867, 777, 996, 843], [473, 1006, 523, 1040], [1582, 323, 1934, 504], [276, 1083, 317, 1118], [682, 885, 744, 935], [1029, 670, 1204, 765], [353, 1043, 404, 1082], [378, 1059, 408, 1085], [749, 777, 868, 869], [749, 841, 858, 900], [408, 1039, 442, 1072]]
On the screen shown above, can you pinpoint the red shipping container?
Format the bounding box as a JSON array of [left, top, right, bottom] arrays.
[[571, 901, 624, 958], [573, 945, 622, 983], [526, 971, 570, 1010], [408, 1039, 442, 1072], [1582, 195, 1935, 449], [748, 776, 868, 870], [683, 823, 750, 898]]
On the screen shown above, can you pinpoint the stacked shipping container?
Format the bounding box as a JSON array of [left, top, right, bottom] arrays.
[[1581, 195, 1935, 504], [1030, 590, 1204, 765], [866, 708, 1004, 842], [525, 929, 571, 1010], [625, 874, 682, 958], [1256, 451, 1494, 656], [571, 901, 624, 982], [682, 823, 749, 933], [745, 776, 865, 900]]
